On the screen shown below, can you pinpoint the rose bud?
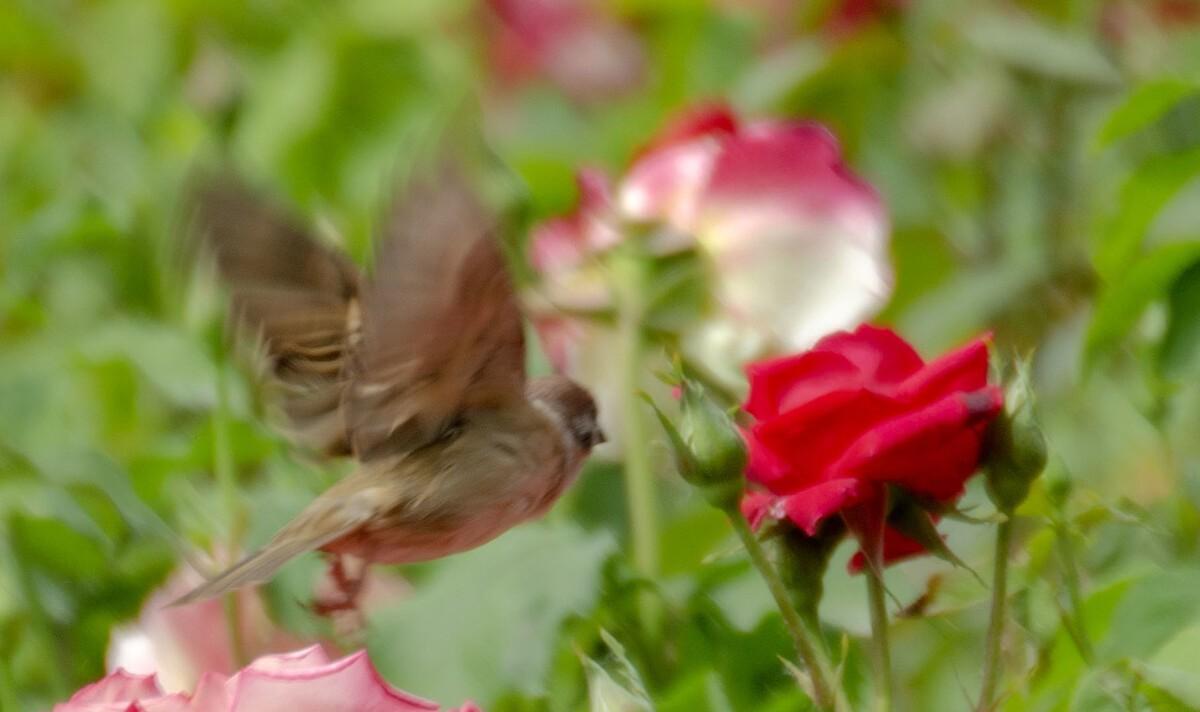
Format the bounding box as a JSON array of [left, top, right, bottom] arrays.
[[983, 365, 1048, 513], [645, 376, 747, 510]]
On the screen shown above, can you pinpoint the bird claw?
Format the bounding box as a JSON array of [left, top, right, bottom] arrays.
[[311, 554, 366, 619]]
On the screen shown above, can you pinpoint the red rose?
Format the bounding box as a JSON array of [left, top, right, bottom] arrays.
[[741, 324, 1003, 568]]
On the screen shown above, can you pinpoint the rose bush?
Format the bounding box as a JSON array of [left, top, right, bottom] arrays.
[[57, 646, 479, 712], [740, 324, 1003, 568]]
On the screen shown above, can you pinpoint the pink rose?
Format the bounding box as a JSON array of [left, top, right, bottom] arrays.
[[485, 0, 644, 103], [58, 646, 479, 712], [528, 103, 893, 392], [107, 563, 409, 693]]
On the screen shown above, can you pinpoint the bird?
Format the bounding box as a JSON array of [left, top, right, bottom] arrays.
[[171, 158, 605, 610]]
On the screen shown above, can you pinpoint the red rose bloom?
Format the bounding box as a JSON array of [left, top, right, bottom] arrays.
[[741, 325, 1003, 568]]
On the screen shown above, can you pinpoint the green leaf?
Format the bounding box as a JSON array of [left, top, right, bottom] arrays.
[[1086, 243, 1200, 362], [1094, 148, 1200, 280], [1135, 626, 1200, 708], [367, 523, 615, 706], [1098, 569, 1200, 663], [1159, 261, 1200, 379], [1095, 80, 1199, 151], [964, 11, 1118, 85], [582, 631, 653, 712]]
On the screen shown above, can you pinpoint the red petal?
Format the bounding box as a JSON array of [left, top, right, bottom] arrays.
[[743, 426, 792, 486], [740, 490, 779, 530], [836, 387, 1004, 501], [895, 336, 991, 405], [781, 479, 880, 536], [811, 325, 924, 388], [744, 350, 860, 419], [848, 526, 926, 573], [752, 387, 903, 492]]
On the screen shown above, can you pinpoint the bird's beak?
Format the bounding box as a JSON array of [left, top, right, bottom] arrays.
[[592, 428, 607, 447]]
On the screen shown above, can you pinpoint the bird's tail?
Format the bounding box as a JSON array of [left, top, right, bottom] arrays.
[[168, 536, 315, 607], [168, 476, 377, 607]]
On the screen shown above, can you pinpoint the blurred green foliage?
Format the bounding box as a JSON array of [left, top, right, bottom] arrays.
[[4, 0, 1200, 710]]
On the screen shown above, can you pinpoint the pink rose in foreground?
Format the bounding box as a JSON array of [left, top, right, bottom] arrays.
[[486, 0, 644, 103], [59, 646, 480, 712], [107, 563, 409, 693], [106, 567, 307, 693]]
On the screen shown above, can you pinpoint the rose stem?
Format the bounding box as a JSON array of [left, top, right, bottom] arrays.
[[613, 249, 661, 632], [978, 515, 1013, 709], [214, 363, 247, 667], [865, 566, 893, 712], [729, 511, 838, 710]]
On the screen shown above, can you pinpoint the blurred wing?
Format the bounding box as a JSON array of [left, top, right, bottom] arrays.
[[346, 163, 526, 462], [192, 179, 361, 455]]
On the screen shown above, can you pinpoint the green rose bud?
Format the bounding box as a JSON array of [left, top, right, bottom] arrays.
[[644, 377, 747, 510], [984, 366, 1048, 513]]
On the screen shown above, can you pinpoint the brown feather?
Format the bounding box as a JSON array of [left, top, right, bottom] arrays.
[[345, 161, 526, 461], [191, 179, 361, 455]]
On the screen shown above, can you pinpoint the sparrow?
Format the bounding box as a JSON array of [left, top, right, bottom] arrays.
[[172, 160, 605, 609]]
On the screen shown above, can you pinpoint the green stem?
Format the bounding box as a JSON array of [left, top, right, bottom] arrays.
[[729, 512, 838, 710], [865, 567, 893, 712], [213, 364, 246, 667], [979, 516, 1014, 710], [613, 253, 660, 582]]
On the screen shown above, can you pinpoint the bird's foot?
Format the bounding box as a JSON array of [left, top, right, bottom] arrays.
[[309, 554, 364, 624]]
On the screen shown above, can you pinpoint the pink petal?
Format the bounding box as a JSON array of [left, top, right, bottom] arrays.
[[636, 103, 738, 156], [229, 649, 438, 712], [780, 479, 880, 535], [697, 127, 892, 350], [619, 138, 723, 230], [487, 0, 643, 101], [65, 670, 163, 705], [529, 169, 617, 274]]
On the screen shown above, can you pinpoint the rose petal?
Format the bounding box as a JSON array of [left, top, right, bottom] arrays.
[[745, 350, 861, 419], [66, 670, 163, 704], [619, 138, 723, 230], [740, 490, 779, 530], [894, 336, 991, 404], [812, 325, 925, 388], [636, 103, 738, 156], [836, 387, 1004, 500], [698, 128, 892, 351], [751, 387, 903, 491], [780, 479, 881, 536], [229, 649, 438, 712], [848, 526, 926, 573]]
